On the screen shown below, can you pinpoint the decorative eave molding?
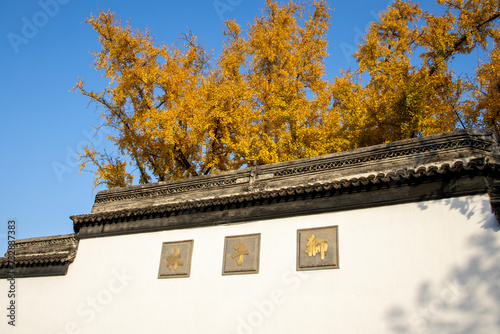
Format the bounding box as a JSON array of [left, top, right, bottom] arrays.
[[94, 176, 239, 205], [72, 159, 500, 239], [272, 137, 491, 177], [89, 129, 499, 215], [0, 234, 79, 278]]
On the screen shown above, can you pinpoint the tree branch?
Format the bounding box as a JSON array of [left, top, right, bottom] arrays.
[[429, 12, 500, 76]]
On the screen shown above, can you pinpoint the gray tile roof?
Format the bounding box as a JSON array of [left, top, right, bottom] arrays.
[[0, 234, 78, 278]]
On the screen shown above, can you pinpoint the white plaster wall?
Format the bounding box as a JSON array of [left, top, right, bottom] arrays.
[[1, 194, 500, 334]]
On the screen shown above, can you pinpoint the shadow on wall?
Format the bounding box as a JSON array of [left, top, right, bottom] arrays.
[[386, 196, 500, 333]]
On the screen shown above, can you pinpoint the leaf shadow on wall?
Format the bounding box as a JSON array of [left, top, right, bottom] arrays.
[[386, 196, 500, 333]]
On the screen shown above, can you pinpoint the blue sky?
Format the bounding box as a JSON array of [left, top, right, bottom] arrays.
[[1, 0, 450, 251]]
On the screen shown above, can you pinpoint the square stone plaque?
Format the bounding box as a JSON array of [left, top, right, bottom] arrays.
[[222, 233, 260, 275], [158, 240, 194, 278], [297, 226, 338, 271]]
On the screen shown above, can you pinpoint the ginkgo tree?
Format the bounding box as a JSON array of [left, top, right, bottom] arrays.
[[75, 0, 500, 189], [330, 0, 500, 149]]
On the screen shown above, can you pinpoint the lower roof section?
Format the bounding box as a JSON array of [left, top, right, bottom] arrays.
[[0, 234, 78, 279]]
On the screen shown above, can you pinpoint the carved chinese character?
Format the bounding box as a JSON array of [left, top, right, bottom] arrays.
[[231, 242, 250, 266], [158, 240, 194, 278], [305, 235, 328, 260], [166, 247, 184, 270], [297, 226, 338, 271], [223, 234, 261, 275]]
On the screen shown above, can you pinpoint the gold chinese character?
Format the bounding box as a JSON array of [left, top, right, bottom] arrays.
[[231, 242, 250, 266], [305, 235, 328, 260], [166, 247, 184, 271]]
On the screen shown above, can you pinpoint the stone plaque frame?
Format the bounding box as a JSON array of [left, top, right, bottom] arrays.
[[222, 233, 261, 276], [158, 240, 194, 279], [297, 226, 338, 271]]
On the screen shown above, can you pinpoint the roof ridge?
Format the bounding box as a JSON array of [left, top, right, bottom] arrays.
[[72, 159, 498, 225]]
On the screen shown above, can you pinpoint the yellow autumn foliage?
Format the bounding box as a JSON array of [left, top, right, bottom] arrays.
[[75, 0, 500, 188]]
